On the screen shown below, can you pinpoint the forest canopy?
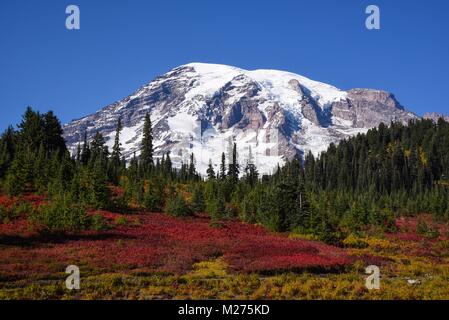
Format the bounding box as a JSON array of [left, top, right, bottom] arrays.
[[1, 107, 448, 242]]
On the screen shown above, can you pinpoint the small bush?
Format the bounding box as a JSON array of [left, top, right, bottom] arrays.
[[0, 201, 35, 223], [0, 205, 10, 223], [433, 240, 449, 252], [115, 216, 128, 226], [190, 184, 205, 213], [416, 219, 440, 239], [165, 194, 192, 217], [206, 197, 226, 224], [143, 185, 164, 212], [13, 201, 34, 217], [31, 196, 89, 232], [342, 234, 368, 248], [90, 213, 109, 231], [109, 195, 129, 212]]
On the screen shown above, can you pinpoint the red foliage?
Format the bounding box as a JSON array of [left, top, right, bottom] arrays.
[[224, 234, 350, 273], [388, 215, 449, 242], [21, 194, 47, 208], [0, 195, 16, 209], [0, 211, 352, 281], [109, 186, 125, 198], [0, 219, 33, 237], [0, 193, 47, 210]]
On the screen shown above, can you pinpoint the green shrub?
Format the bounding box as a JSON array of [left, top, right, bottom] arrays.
[[416, 219, 440, 239], [110, 195, 129, 212], [190, 184, 205, 213], [240, 190, 259, 223], [143, 184, 164, 212], [165, 194, 192, 217], [0, 205, 10, 223], [115, 216, 128, 226], [31, 196, 89, 232], [90, 213, 109, 231], [13, 201, 34, 217], [206, 197, 225, 224], [0, 201, 35, 223]]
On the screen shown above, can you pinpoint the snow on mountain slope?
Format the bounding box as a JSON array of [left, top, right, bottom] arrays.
[[63, 63, 418, 175]]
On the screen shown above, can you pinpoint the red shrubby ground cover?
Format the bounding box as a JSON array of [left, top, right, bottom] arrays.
[[224, 234, 350, 273], [0, 205, 352, 281], [389, 215, 449, 242], [0, 195, 15, 208], [0, 193, 47, 210], [4, 193, 448, 284]]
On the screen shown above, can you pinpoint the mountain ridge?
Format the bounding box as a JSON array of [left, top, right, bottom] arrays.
[[63, 63, 418, 174]]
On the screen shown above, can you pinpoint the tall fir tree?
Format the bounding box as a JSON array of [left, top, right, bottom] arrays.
[[188, 153, 196, 179], [164, 152, 172, 175], [244, 145, 258, 186], [17, 106, 44, 152], [90, 131, 108, 165], [206, 159, 215, 180], [110, 118, 123, 184], [220, 152, 226, 180], [228, 143, 239, 183], [80, 131, 91, 165], [42, 110, 67, 154], [111, 117, 123, 165], [140, 112, 154, 172], [0, 126, 15, 178]]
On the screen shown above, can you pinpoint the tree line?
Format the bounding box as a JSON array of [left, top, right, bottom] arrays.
[[1, 107, 448, 242]]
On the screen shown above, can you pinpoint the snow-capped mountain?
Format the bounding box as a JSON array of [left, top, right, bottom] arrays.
[[63, 63, 418, 175]]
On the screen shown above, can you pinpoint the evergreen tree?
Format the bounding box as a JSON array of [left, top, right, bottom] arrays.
[[90, 131, 109, 165], [33, 143, 47, 192], [164, 152, 172, 175], [5, 144, 34, 195], [110, 118, 123, 184], [140, 113, 154, 172], [143, 177, 165, 212], [42, 110, 67, 154], [80, 131, 91, 165], [17, 106, 44, 152], [220, 152, 226, 180], [191, 184, 204, 213], [0, 126, 16, 178], [75, 143, 81, 165], [165, 193, 192, 217], [244, 146, 258, 186], [111, 118, 123, 165], [89, 156, 110, 209], [207, 186, 226, 224], [206, 159, 215, 180], [228, 143, 239, 183], [188, 153, 197, 179], [0, 140, 9, 179]]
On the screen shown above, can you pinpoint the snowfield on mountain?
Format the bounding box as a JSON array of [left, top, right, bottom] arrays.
[[63, 63, 417, 175]]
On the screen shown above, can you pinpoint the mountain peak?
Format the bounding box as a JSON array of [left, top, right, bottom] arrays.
[[63, 63, 418, 175]]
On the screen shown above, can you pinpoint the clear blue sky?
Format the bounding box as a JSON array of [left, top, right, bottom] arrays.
[[1, 0, 448, 131]]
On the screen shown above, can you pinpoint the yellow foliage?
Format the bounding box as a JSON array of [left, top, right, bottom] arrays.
[[289, 232, 320, 241], [342, 234, 368, 248], [419, 147, 428, 166], [364, 237, 394, 250], [187, 258, 228, 279]]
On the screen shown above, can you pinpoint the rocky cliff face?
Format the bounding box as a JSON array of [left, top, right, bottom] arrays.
[[63, 63, 418, 175], [424, 112, 449, 122]]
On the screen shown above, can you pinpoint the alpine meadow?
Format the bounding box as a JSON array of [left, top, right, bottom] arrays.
[[1, 0, 449, 303]]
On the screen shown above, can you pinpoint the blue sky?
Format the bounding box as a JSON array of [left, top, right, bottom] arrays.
[[1, 0, 448, 131]]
